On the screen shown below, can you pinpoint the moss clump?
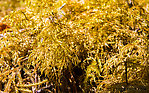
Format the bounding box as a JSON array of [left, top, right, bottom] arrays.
[[0, 0, 149, 92]]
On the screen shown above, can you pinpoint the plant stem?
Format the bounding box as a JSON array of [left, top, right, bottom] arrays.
[[125, 60, 128, 85]]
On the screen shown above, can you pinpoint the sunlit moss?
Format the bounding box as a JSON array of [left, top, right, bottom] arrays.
[[0, 0, 148, 92]]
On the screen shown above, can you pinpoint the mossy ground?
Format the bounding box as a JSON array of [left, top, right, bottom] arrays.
[[0, 0, 149, 92]]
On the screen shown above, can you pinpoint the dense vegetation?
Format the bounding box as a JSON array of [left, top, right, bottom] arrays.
[[0, 0, 149, 92]]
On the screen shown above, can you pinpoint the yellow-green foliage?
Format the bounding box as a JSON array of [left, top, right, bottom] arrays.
[[0, 0, 149, 92]]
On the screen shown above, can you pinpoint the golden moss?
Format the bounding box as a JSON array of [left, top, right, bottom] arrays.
[[0, 0, 149, 92]]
